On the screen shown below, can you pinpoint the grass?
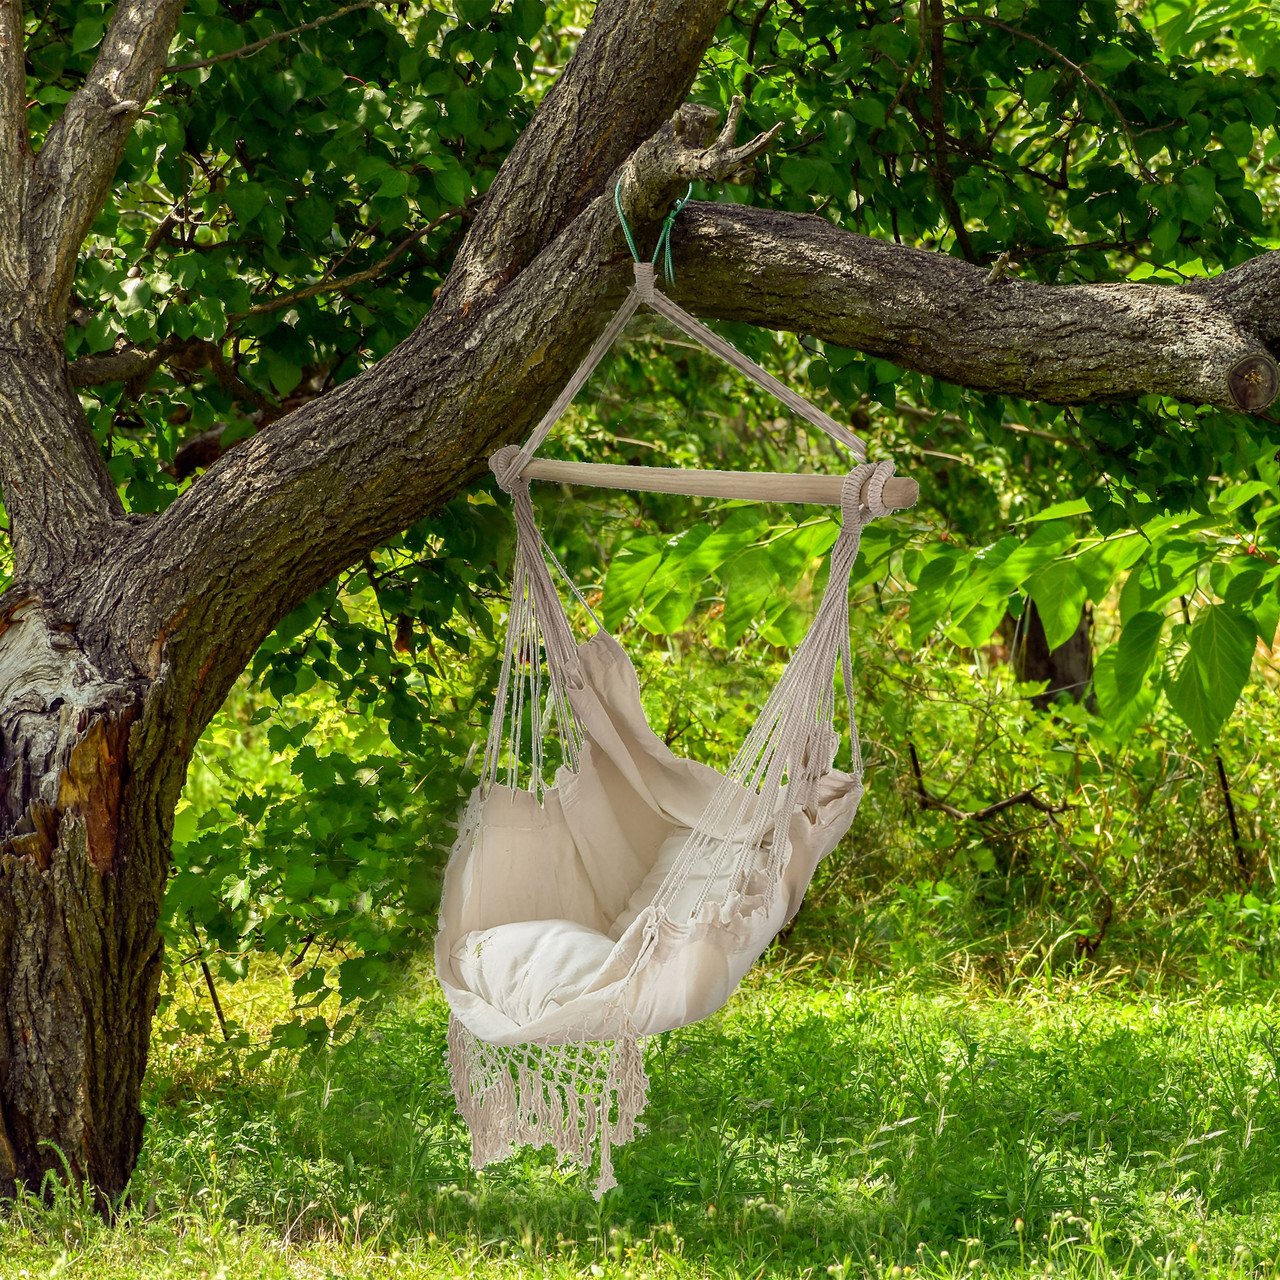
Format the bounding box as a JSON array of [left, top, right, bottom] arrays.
[[4, 949, 1280, 1279]]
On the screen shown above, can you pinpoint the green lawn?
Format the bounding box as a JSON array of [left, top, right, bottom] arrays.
[[3, 959, 1280, 1278]]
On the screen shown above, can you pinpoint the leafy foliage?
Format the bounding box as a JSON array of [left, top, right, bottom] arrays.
[[14, 0, 1280, 1033]]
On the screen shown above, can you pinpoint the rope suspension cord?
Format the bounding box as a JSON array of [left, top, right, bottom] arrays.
[[500, 182, 918, 512]]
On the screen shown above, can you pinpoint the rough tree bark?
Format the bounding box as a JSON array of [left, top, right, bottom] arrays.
[[2, 0, 1280, 1203]]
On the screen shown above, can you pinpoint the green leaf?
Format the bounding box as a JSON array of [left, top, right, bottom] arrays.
[[1216, 480, 1270, 511], [71, 17, 104, 53], [225, 182, 268, 223], [511, 0, 545, 39], [1175, 167, 1217, 226], [1163, 606, 1256, 747], [847, 97, 886, 130], [602, 536, 663, 630], [1219, 120, 1254, 157], [377, 169, 412, 199], [190, 297, 226, 342], [293, 195, 336, 244], [1023, 498, 1089, 522], [172, 804, 198, 845], [1120, 538, 1213, 623], [1252, 582, 1280, 650], [266, 353, 302, 395], [1111, 610, 1165, 706], [1025, 560, 1088, 650], [908, 547, 965, 645], [1092, 647, 1157, 742], [1073, 536, 1142, 604], [1022, 68, 1057, 108], [428, 158, 472, 206], [1086, 45, 1135, 77]]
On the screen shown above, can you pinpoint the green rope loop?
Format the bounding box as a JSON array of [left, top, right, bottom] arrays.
[[613, 180, 642, 263], [613, 181, 695, 282], [653, 184, 694, 283]]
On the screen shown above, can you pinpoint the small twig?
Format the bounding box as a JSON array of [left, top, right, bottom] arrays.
[[191, 919, 230, 1042], [908, 741, 928, 801], [209, 346, 276, 413], [240, 202, 474, 318], [925, 0, 977, 263], [200, 960, 231, 1042], [1068, 850, 1115, 958], [907, 743, 1069, 822], [167, 1, 377, 75], [879, 1, 928, 124], [1215, 751, 1249, 886]]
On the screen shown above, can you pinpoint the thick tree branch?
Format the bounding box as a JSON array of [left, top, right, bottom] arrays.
[[437, 0, 729, 314], [665, 204, 1280, 412], [0, 346, 126, 582], [1183, 250, 1280, 353], [27, 0, 185, 321], [0, 0, 27, 284], [93, 103, 769, 741], [67, 342, 172, 388]]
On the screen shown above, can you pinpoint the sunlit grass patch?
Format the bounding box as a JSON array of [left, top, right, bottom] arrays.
[[8, 962, 1278, 1278]]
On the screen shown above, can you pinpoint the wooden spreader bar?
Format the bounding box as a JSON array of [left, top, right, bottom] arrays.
[[520, 458, 919, 510]]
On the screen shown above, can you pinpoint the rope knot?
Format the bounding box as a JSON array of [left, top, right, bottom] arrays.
[[633, 261, 656, 303], [490, 444, 528, 495], [839, 460, 896, 523]]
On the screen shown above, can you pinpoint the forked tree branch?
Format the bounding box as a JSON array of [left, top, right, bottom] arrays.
[[27, 0, 185, 322], [243, 201, 473, 317]]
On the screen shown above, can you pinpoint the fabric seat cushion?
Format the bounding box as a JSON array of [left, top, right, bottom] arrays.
[[451, 918, 620, 1028]]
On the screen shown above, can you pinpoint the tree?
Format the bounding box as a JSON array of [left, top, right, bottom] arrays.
[[3, 0, 1280, 1202]]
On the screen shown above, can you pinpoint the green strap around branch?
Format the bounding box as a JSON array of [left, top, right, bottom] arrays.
[[614, 181, 695, 283]]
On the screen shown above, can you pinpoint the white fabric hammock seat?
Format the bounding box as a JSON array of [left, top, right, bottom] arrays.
[[436, 266, 898, 1195]]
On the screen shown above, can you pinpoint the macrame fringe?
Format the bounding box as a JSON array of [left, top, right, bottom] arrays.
[[447, 1015, 649, 1198]]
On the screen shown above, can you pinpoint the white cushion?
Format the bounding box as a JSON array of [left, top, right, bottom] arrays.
[[451, 919, 619, 1027]]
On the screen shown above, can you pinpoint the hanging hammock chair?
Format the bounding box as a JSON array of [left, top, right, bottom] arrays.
[[436, 252, 914, 1196]]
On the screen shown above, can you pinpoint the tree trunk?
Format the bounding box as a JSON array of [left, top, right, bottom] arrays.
[[0, 599, 180, 1203], [1010, 601, 1094, 710]]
